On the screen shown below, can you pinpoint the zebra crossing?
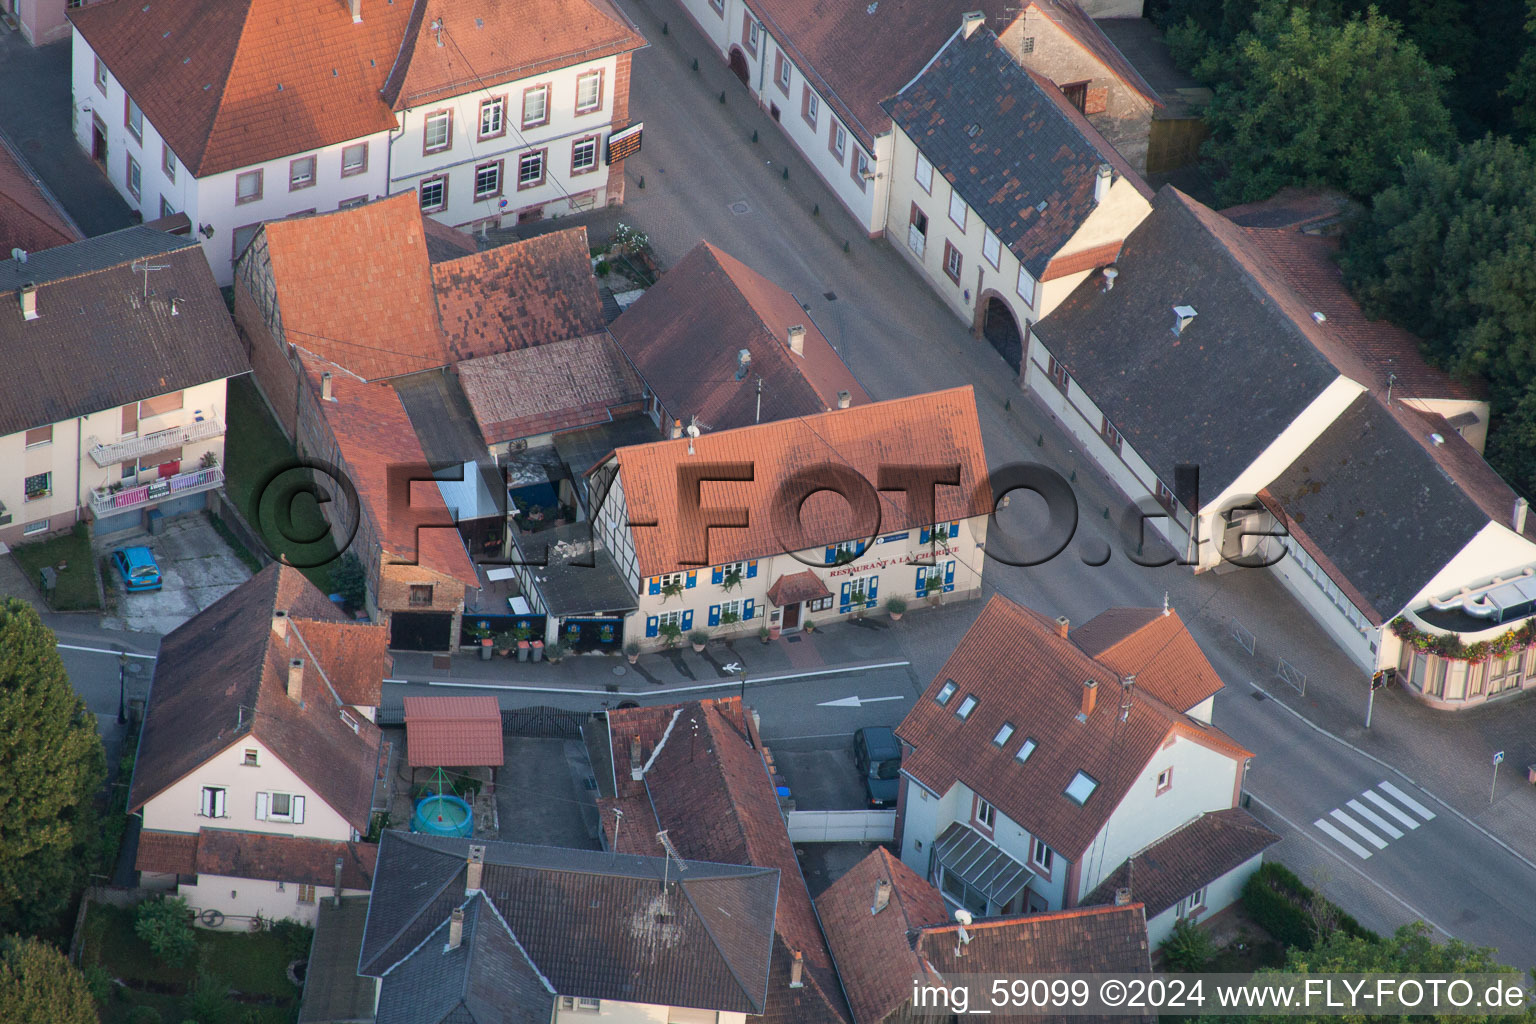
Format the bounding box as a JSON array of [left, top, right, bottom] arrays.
[[1312, 781, 1436, 859]]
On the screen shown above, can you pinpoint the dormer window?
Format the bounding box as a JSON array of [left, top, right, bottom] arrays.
[[955, 695, 977, 719], [1064, 771, 1099, 805], [935, 680, 957, 706], [992, 723, 1014, 746]]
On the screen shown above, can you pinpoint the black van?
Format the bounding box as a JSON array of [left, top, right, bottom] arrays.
[[853, 727, 903, 808]]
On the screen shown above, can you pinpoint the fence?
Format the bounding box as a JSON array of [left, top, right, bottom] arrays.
[[786, 810, 896, 843], [502, 706, 588, 740], [1276, 656, 1307, 696], [1230, 617, 1257, 656]]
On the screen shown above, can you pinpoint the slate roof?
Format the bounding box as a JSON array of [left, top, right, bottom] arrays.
[[609, 242, 869, 432], [129, 564, 387, 833], [405, 696, 505, 768], [896, 595, 1251, 862], [606, 387, 990, 577], [883, 27, 1151, 279], [1070, 607, 1225, 713], [299, 896, 376, 1024], [195, 829, 377, 889], [71, 0, 642, 178], [0, 228, 245, 437], [1025, 0, 1160, 105], [455, 333, 644, 445], [0, 131, 80, 255], [360, 831, 779, 1017]]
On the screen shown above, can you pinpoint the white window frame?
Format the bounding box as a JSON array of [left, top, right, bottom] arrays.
[[23, 471, 51, 502], [955, 694, 977, 719], [1064, 770, 1099, 805], [341, 143, 368, 177], [983, 228, 1000, 268], [1175, 887, 1207, 918], [474, 161, 502, 199], [915, 151, 933, 193], [832, 124, 846, 157], [513, 89, 539, 131], [1015, 737, 1037, 763], [126, 97, 143, 142], [975, 797, 995, 829], [992, 722, 1014, 747], [424, 110, 452, 152], [1017, 266, 1039, 308], [289, 155, 316, 190], [22, 519, 49, 536], [657, 610, 683, 630], [235, 169, 262, 204], [935, 680, 957, 705], [778, 55, 792, 89], [126, 155, 142, 200], [948, 190, 967, 230], [576, 71, 603, 113], [518, 149, 545, 189], [419, 175, 447, 212], [748, 19, 761, 51], [571, 136, 599, 173], [162, 142, 176, 183], [660, 571, 684, 588], [1030, 837, 1054, 872], [200, 786, 227, 818], [806, 90, 819, 125], [94, 56, 108, 93], [944, 241, 962, 281]]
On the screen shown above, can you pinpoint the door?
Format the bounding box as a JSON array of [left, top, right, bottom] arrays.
[[728, 47, 750, 87], [91, 115, 108, 166], [782, 602, 801, 629]]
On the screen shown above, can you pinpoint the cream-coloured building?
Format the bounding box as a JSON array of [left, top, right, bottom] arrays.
[[882, 21, 1153, 373], [0, 229, 245, 548]]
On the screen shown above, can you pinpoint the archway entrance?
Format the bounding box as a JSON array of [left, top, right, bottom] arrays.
[[983, 296, 1024, 372], [728, 47, 750, 87]]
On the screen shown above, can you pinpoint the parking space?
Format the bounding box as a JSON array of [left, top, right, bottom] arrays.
[[96, 512, 254, 635], [773, 746, 869, 811]]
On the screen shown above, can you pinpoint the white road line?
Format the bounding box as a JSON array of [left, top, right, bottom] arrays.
[[57, 643, 157, 659], [1329, 809, 1388, 849], [1314, 818, 1374, 859], [1346, 799, 1404, 839], [1362, 789, 1421, 830], [1378, 780, 1436, 821]]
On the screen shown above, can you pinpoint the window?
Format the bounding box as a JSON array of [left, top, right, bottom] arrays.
[[975, 797, 995, 830], [1175, 888, 1206, 918], [744, 15, 761, 54], [141, 390, 183, 417], [1489, 652, 1524, 694], [341, 143, 368, 176], [125, 96, 143, 142], [709, 0, 723, 14], [659, 571, 684, 589], [776, 53, 792, 91], [23, 472, 51, 502], [802, 86, 819, 128], [983, 228, 1000, 268], [718, 561, 746, 580], [1017, 267, 1039, 308], [1155, 480, 1179, 515], [199, 786, 227, 818], [559, 997, 602, 1012], [571, 135, 599, 174], [1047, 355, 1070, 395], [992, 722, 1015, 746], [338, 195, 367, 209], [1100, 416, 1122, 454], [915, 151, 933, 193], [718, 599, 742, 621], [297, 884, 317, 904], [1061, 81, 1089, 114], [22, 519, 48, 536], [232, 223, 260, 261], [1030, 837, 1054, 872], [121, 462, 137, 480], [159, 197, 175, 219], [832, 538, 865, 563], [955, 694, 977, 719], [1015, 737, 1037, 763], [658, 609, 683, 630], [242, 748, 259, 766], [235, 169, 262, 204], [908, 204, 929, 259], [126, 155, 141, 199], [852, 149, 870, 191], [424, 109, 452, 152], [1020, 36, 1035, 53], [948, 190, 967, 229], [419, 175, 447, 211], [474, 161, 502, 199], [943, 241, 962, 282], [517, 150, 546, 189], [935, 679, 957, 705], [94, 56, 108, 93], [1064, 770, 1099, 805], [576, 70, 603, 113], [257, 791, 306, 823], [807, 595, 833, 612], [271, 793, 292, 817], [513, 88, 539, 131], [289, 155, 316, 190], [1156, 767, 1173, 794], [161, 142, 176, 182], [410, 584, 434, 606], [24, 426, 52, 448]]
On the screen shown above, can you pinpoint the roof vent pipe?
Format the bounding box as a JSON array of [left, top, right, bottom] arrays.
[[837, 390, 851, 409], [1094, 163, 1112, 205], [1172, 305, 1197, 336], [871, 879, 892, 915], [735, 348, 751, 381], [1516, 497, 1529, 534], [321, 372, 334, 402]]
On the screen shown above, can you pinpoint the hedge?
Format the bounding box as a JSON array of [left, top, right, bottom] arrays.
[[1241, 863, 1378, 951]]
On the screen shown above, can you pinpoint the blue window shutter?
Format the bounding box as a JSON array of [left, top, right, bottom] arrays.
[[949, 522, 960, 538], [645, 616, 659, 638], [839, 581, 851, 610], [743, 598, 755, 619], [746, 560, 758, 578], [711, 566, 723, 585], [825, 546, 836, 564], [916, 567, 927, 591], [708, 604, 720, 626], [682, 609, 694, 630], [648, 577, 660, 595], [686, 570, 698, 589], [867, 576, 878, 605], [944, 560, 955, 590], [920, 526, 931, 545]]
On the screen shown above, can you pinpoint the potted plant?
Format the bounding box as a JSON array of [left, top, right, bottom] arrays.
[[545, 642, 566, 663], [468, 621, 494, 660], [530, 638, 544, 662], [491, 630, 515, 657], [689, 630, 710, 652], [886, 596, 907, 621], [625, 641, 641, 665], [660, 581, 685, 603], [659, 622, 683, 648], [720, 609, 741, 628], [802, 619, 815, 633], [848, 587, 867, 616], [722, 569, 744, 592], [758, 625, 771, 644], [200, 450, 219, 469]]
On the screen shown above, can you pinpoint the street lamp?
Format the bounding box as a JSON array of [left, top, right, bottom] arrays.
[[117, 650, 128, 725]]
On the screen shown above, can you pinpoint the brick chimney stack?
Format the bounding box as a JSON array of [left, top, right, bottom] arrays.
[[287, 659, 304, 704], [447, 907, 464, 950], [1055, 615, 1070, 638], [1081, 678, 1097, 717], [466, 844, 486, 892], [787, 325, 806, 356], [789, 950, 804, 988], [871, 879, 892, 915], [272, 609, 288, 639]]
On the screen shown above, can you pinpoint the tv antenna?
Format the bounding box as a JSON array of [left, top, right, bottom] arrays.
[[130, 259, 170, 300], [656, 829, 687, 891], [610, 807, 624, 862], [685, 417, 701, 455]]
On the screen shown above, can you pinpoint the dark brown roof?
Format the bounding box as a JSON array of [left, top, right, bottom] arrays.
[[404, 696, 505, 768], [1070, 607, 1225, 713], [609, 242, 869, 432], [1220, 188, 1349, 230], [455, 332, 644, 445], [766, 570, 833, 607], [602, 699, 852, 1024], [136, 830, 199, 875], [1082, 808, 1280, 918], [0, 228, 246, 437], [1026, 0, 1160, 104], [420, 216, 481, 264], [0, 132, 80, 254], [195, 829, 378, 889], [130, 564, 387, 833], [815, 847, 949, 1024], [896, 595, 1251, 862]]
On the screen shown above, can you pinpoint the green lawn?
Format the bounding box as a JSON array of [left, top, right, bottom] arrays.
[[11, 522, 100, 610]]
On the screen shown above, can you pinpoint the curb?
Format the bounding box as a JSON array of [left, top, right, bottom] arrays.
[[383, 658, 910, 697]]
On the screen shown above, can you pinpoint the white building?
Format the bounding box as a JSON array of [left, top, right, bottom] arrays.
[[68, 0, 645, 285]]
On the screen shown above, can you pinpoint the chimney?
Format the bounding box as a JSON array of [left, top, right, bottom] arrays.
[[321, 372, 334, 402], [1093, 163, 1112, 205], [334, 855, 345, 906], [961, 10, 985, 37], [1172, 305, 1197, 336], [670, 418, 683, 439], [837, 390, 851, 409], [272, 609, 289, 640], [787, 324, 806, 356], [287, 659, 304, 704], [1081, 678, 1097, 718], [789, 950, 804, 988], [1114, 887, 1132, 907], [347, 0, 361, 21], [630, 736, 644, 781], [1055, 615, 1070, 638], [735, 348, 751, 381], [447, 907, 464, 950], [19, 283, 38, 321], [466, 844, 486, 892], [871, 879, 892, 915], [1517, 497, 1530, 534]]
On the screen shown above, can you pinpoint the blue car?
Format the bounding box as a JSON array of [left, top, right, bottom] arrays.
[[111, 547, 162, 592]]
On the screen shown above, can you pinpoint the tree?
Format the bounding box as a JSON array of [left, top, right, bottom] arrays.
[[0, 935, 100, 1024], [1197, 3, 1454, 203], [0, 600, 105, 932]]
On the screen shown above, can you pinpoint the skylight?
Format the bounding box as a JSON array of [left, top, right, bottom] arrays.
[[993, 723, 1015, 746], [1064, 771, 1099, 805], [956, 695, 977, 719], [1015, 738, 1037, 763], [936, 680, 957, 705]]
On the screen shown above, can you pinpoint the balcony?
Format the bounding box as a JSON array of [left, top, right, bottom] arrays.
[[90, 466, 224, 517], [87, 415, 226, 467]]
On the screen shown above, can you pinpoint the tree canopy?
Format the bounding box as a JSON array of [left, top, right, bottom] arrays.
[[0, 935, 100, 1024], [0, 600, 104, 933]]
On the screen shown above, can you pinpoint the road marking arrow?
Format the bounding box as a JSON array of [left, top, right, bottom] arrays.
[[816, 695, 905, 708]]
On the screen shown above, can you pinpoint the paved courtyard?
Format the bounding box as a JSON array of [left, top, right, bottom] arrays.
[[95, 512, 253, 635]]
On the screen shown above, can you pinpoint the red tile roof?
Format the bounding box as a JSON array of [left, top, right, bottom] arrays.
[[455, 332, 643, 445], [1070, 607, 1225, 713], [765, 570, 832, 607], [136, 830, 200, 875], [0, 134, 80, 254], [289, 617, 390, 709], [607, 387, 990, 577], [1082, 808, 1279, 918], [896, 595, 1251, 862], [404, 696, 504, 767], [1041, 240, 1125, 282], [609, 242, 870, 432], [195, 828, 378, 889], [1026, 0, 1160, 105]]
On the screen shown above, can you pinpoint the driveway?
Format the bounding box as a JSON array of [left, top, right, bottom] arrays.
[[96, 512, 253, 635]]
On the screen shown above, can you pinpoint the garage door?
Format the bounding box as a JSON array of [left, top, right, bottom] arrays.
[[389, 612, 454, 652]]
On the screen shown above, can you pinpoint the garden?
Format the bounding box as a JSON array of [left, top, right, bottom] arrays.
[[11, 522, 99, 611]]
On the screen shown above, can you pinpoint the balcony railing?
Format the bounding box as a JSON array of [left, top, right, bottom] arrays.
[[90, 466, 224, 517], [87, 415, 226, 467]]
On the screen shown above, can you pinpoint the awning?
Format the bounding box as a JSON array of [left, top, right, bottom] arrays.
[[766, 570, 832, 607], [934, 821, 1033, 907]]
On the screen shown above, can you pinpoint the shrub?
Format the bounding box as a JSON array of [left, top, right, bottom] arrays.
[[127, 1006, 162, 1024], [133, 896, 197, 968], [1160, 917, 1217, 971], [181, 970, 231, 1024], [885, 596, 907, 616], [268, 919, 314, 964], [658, 622, 683, 647], [624, 641, 640, 657], [688, 630, 710, 646], [594, 260, 611, 277], [1241, 863, 1377, 951], [327, 554, 367, 610]]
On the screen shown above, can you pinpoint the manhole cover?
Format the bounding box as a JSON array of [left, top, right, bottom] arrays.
[[1250, 690, 1267, 701], [612, 665, 627, 676], [823, 291, 837, 301], [728, 201, 750, 215]]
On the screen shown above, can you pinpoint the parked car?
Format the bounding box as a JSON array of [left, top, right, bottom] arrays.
[[854, 726, 903, 808], [111, 547, 162, 592]]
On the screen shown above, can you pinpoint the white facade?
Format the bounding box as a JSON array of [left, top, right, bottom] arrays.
[[1144, 851, 1263, 949], [177, 875, 370, 932]]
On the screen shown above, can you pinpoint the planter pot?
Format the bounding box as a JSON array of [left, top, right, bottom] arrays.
[[496, 647, 512, 658], [691, 642, 706, 652], [517, 641, 530, 663], [769, 628, 781, 640], [531, 641, 544, 663], [479, 638, 493, 661], [627, 654, 639, 665], [890, 612, 903, 621]]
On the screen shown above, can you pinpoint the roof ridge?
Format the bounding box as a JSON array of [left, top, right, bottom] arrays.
[[699, 247, 827, 408], [368, 837, 469, 975], [678, 875, 770, 1013], [475, 889, 558, 995], [193, 0, 261, 176]]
